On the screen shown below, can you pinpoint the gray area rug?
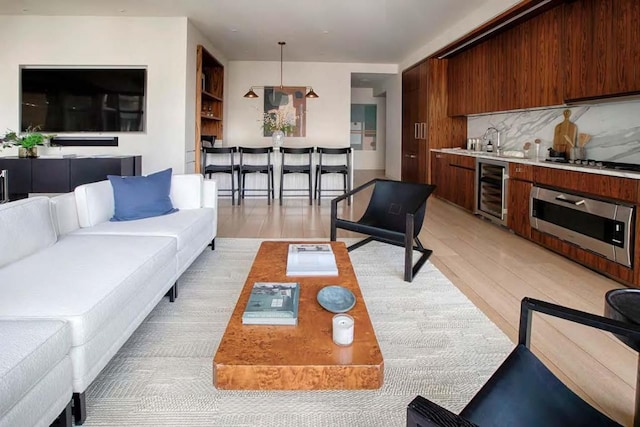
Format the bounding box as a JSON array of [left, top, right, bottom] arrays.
[[83, 238, 513, 426]]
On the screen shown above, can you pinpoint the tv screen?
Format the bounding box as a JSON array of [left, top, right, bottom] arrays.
[[21, 68, 146, 133]]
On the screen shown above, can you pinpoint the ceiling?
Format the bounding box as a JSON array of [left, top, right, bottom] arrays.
[[0, 0, 495, 63]]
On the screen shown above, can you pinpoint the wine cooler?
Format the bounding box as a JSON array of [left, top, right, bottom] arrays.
[[475, 158, 508, 225]]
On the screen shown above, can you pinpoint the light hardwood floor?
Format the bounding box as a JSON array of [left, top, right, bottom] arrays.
[[216, 170, 635, 426]]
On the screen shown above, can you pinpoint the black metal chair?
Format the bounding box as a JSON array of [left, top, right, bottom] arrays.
[[330, 178, 436, 282], [407, 297, 640, 427], [279, 146, 314, 206], [314, 146, 352, 205], [201, 137, 240, 205], [238, 146, 275, 205]]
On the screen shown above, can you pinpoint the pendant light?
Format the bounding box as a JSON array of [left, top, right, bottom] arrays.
[[243, 41, 319, 99]]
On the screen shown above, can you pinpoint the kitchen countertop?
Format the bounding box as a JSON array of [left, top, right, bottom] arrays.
[[432, 148, 640, 180]]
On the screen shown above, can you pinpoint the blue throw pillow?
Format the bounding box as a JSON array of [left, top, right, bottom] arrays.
[[108, 168, 178, 221]]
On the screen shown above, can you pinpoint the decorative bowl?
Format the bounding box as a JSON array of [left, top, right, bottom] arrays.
[[317, 285, 356, 313]]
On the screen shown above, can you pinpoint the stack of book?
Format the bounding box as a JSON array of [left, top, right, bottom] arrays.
[[286, 243, 338, 277], [242, 282, 300, 325]]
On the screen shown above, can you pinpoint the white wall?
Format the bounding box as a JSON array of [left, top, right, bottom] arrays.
[[226, 61, 396, 151], [350, 87, 386, 170], [382, 74, 402, 180], [0, 15, 189, 175]]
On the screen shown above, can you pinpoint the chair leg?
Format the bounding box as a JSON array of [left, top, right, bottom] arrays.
[[230, 172, 236, 206], [267, 171, 272, 206], [314, 169, 319, 200], [308, 172, 312, 205], [279, 171, 284, 206], [271, 169, 275, 200], [317, 172, 322, 205]]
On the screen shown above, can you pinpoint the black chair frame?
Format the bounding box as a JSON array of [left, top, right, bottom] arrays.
[[330, 178, 436, 282], [315, 147, 352, 205], [279, 146, 314, 205], [201, 142, 240, 205], [407, 297, 640, 427], [239, 146, 275, 205]]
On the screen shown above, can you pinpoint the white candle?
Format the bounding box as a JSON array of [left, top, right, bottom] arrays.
[[332, 314, 354, 346]]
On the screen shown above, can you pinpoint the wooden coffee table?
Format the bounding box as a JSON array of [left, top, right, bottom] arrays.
[[213, 241, 384, 390]]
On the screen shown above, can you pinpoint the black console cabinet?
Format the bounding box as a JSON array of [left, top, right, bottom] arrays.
[[0, 156, 141, 200]]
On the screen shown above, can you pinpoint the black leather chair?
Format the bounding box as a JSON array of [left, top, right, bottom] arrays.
[[238, 146, 275, 205], [330, 178, 436, 282], [315, 147, 352, 205], [279, 146, 314, 206], [201, 137, 240, 205], [407, 297, 640, 427]]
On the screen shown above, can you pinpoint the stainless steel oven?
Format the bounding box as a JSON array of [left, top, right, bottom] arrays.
[[475, 158, 508, 225], [530, 186, 635, 267]]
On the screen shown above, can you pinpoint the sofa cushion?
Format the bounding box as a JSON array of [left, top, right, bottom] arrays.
[[0, 197, 57, 269], [71, 208, 215, 252], [0, 234, 176, 347], [0, 320, 71, 419], [108, 168, 177, 221]]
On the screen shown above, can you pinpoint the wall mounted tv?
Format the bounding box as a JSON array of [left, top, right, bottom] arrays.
[[21, 67, 146, 133]]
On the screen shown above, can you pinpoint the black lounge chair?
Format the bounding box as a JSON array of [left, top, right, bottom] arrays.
[[407, 297, 640, 427], [330, 178, 436, 282]]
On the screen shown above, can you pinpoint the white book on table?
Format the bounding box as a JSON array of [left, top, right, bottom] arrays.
[[286, 244, 338, 276]]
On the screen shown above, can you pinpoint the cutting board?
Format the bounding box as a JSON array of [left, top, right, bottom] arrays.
[[553, 109, 577, 158]]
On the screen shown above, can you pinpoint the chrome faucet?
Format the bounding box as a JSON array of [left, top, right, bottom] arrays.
[[483, 127, 501, 155]]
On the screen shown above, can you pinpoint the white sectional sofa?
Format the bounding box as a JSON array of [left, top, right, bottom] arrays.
[[0, 174, 217, 426]]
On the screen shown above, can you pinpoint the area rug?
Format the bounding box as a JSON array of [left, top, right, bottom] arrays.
[[83, 238, 513, 426]]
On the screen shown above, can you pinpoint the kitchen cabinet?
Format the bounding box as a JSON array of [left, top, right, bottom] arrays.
[[402, 62, 427, 183], [430, 152, 450, 201], [448, 6, 563, 116], [430, 152, 475, 212], [195, 45, 224, 174], [533, 166, 639, 204], [507, 164, 533, 238], [564, 0, 640, 101], [402, 60, 466, 183]]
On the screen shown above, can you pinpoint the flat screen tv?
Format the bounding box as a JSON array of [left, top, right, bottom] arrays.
[[21, 67, 146, 133]]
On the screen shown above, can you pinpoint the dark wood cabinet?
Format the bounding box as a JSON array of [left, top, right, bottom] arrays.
[[0, 156, 141, 200], [564, 0, 640, 101], [430, 152, 475, 211], [402, 62, 427, 183], [448, 6, 563, 116], [507, 164, 533, 238], [402, 59, 466, 183]]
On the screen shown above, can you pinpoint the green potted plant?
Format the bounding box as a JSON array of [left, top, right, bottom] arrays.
[[1, 126, 55, 158]]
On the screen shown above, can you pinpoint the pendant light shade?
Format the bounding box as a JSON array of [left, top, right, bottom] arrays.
[[242, 41, 318, 99], [243, 88, 259, 98], [305, 88, 319, 98]]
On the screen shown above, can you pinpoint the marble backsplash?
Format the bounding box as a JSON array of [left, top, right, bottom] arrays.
[[467, 100, 640, 163]]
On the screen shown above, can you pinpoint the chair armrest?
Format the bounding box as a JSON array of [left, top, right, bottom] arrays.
[[407, 395, 478, 427], [519, 297, 640, 348], [332, 178, 378, 206]]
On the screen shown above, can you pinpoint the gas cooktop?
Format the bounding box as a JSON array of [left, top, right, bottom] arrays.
[[544, 159, 640, 172]]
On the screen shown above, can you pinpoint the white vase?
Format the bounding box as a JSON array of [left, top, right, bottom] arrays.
[[272, 130, 285, 147]]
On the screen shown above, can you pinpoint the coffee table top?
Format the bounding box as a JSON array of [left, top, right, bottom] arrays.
[[213, 241, 383, 390]]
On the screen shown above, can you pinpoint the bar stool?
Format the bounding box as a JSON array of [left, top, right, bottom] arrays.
[[279, 147, 314, 206], [314, 147, 352, 205], [239, 146, 275, 205], [201, 137, 240, 205]]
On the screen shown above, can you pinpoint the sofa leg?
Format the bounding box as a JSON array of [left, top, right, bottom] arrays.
[[210, 238, 215, 250], [166, 282, 178, 302], [50, 399, 72, 427], [72, 392, 86, 425]]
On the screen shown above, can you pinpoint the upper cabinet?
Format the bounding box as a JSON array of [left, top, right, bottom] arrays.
[[195, 45, 224, 173], [447, 0, 640, 116], [448, 6, 563, 116], [564, 0, 640, 101]]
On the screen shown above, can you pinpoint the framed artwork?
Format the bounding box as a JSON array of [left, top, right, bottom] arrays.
[[350, 104, 377, 150], [263, 86, 307, 137]]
